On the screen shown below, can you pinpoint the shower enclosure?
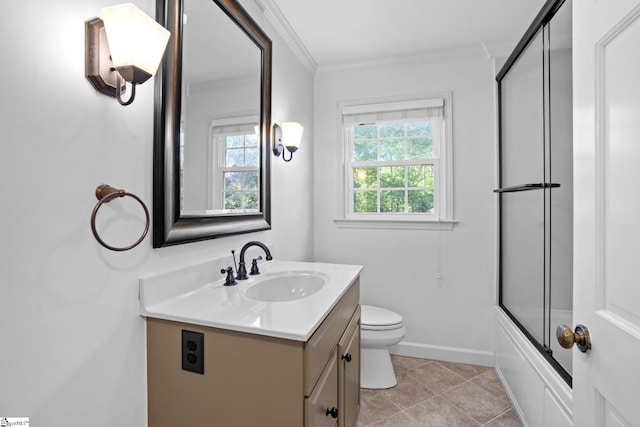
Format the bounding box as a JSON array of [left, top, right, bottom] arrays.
[[495, 0, 573, 385]]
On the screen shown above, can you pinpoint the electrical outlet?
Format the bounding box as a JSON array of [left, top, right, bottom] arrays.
[[182, 330, 204, 374]]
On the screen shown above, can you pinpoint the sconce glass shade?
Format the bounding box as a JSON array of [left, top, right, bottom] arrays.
[[101, 3, 170, 84], [280, 122, 304, 151]]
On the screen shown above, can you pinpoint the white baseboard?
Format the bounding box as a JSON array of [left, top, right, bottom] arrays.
[[390, 341, 494, 367]]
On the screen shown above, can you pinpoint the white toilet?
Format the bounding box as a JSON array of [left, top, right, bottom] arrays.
[[360, 305, 406, 389]]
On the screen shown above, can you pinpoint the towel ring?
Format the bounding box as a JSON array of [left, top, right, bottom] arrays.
[[91, 184, 150, 251]]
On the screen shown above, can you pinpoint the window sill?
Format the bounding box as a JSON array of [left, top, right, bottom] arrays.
[[333, 218, 457, 230]]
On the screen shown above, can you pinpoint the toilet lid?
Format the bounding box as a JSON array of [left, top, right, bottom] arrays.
[[361, 305, 404, 330]]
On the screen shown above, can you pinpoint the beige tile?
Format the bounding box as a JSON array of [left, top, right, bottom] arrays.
[[358, 388, 402, 425], [383, 372, 434, 409], [391, 355, 430, 374], [404, 396, 481, 427], [471, 369, 509, 397], [357, 404, 387, 427], [356, 407, 377, 427], [406, 360, 466, 394], [483, 408, 525, 427], [370, 411, 421, 427], [441, 380, 512, 424], [358, 357, 520, 427], [437, 360, 492, 380]]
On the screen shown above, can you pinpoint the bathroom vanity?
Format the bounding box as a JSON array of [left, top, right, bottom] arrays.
[[140, 260, 362, 427]]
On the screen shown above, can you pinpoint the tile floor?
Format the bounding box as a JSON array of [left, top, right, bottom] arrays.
[[357, 355, 523, 427]]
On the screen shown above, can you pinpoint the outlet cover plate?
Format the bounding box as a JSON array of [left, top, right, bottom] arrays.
[[181, 330, 204, 374]]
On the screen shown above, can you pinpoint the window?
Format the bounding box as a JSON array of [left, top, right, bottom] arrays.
[[221, 132, 259, 210], [338, 95, 453, 229], [210, 116, 260, 212]]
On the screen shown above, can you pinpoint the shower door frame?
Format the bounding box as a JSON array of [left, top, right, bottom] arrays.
[[495, 0, 572, 387]]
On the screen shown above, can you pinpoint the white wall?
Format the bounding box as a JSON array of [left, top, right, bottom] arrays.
[[0, 0, 314, 425], [313, 55, 498, 364]]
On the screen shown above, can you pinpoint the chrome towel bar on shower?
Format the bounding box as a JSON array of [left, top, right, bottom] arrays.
[[493, 183, 560, 193]]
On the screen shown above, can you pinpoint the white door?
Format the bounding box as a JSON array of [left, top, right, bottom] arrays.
[[572, 1, 640, 426]]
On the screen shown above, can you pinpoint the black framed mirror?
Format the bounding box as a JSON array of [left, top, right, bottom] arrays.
[[153, 0, 272, 247]]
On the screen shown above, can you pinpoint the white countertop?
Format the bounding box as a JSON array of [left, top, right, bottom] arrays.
[[139, 260, 362, 341]]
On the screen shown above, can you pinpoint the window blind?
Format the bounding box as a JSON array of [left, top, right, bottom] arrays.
[[342, 98, 444, 126], [210, 116, 258, 135]]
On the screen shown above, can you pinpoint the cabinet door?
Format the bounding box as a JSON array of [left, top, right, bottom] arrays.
[[338, 308, 360, 427], [305, 349, 339, 427]]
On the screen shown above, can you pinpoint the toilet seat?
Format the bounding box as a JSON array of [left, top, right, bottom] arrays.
[[361, 305, 404, 331]]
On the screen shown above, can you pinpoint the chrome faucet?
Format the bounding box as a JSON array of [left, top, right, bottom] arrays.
[[236, 241, 273, 280]]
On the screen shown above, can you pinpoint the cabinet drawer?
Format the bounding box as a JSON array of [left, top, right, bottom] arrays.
[[305, 349, 338, 427], [339, 307, 360, 427], [304, 278, 359, 396]]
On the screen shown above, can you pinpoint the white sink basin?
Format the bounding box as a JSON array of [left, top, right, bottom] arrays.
[[244, 271, 328, 302], [140, 259, 363, 340]]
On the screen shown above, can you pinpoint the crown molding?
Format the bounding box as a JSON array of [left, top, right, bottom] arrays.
[[316, 44, 492, 73], [254, 0, 318, 73], [482, 41, 519, 59]]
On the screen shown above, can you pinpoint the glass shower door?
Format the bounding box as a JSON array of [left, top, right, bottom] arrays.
[[547, 0, 573, 377], [499, 28, 546, 348], [496, 0, 573, 385]]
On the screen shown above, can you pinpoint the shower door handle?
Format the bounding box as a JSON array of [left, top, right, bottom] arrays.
[[556, 324, 591, 353], [493, 183, 560, 193]]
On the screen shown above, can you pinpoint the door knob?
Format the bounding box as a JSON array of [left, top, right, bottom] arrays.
[[556, 324, 591, 353]]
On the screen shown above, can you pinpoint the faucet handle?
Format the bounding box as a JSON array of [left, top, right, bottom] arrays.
[[220, 267, 237, 286], [250, 256, 263, 275]]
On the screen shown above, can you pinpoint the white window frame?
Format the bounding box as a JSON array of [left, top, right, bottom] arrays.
[[208, 114, 260, 212], [334, 93, 454, 230]]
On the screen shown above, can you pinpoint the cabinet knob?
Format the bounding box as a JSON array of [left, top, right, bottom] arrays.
[[325, 407, 338, 418], [341, 353, 352, 362]]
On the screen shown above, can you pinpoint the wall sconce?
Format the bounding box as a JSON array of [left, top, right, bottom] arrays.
[[85, 3, 170, 106], [272, 122, 304, 162]]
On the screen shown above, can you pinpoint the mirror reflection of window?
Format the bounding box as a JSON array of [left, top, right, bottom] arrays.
[[153, 0, 272, 246], [220, 130, 260, 212], [179, 0, 262, 216], [205, 117, 260, 213]]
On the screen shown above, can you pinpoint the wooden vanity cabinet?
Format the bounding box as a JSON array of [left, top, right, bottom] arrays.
[[146, 278, 360, 427]]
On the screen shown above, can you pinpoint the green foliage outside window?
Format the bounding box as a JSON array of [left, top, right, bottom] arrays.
[[351, 121, 436, 214], [380, 190, 405, 212], [353, 167, 377, 188], [225, 134, 259, 168], [223, 169, 259, 210], [354, 191, 377, 213], [380, 166, 404, 187], [222, 132, 260, 210]]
